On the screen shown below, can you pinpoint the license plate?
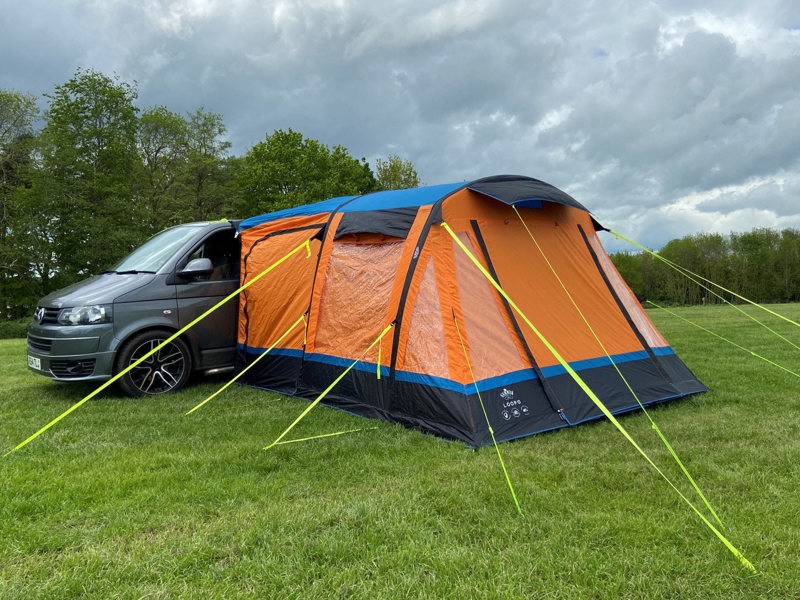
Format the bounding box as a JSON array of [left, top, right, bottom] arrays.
[[27, 355, 41, 370]]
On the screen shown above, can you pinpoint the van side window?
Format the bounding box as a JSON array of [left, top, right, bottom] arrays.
[[186, 229, 240, 281]]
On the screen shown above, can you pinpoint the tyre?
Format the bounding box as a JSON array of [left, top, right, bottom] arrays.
[[115, 330, 192, 397]]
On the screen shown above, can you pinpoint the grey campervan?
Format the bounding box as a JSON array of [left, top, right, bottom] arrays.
[[26, 220, 240, 396]]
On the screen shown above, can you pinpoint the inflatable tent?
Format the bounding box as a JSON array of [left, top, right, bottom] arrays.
[[237, 175, 705, 447]]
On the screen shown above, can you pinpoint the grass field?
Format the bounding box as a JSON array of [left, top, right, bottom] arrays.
[[2, 304, 799, 599]]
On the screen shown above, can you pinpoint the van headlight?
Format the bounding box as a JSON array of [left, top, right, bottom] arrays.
[[57, 305, 113, 325]]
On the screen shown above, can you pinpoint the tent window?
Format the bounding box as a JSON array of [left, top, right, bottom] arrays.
[[404, 257, 449, 378], [314, 240, 404, 361], [335, 207, 419, 239], [453, 233, 527, 380]]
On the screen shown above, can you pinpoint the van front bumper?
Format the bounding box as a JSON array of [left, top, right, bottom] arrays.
[[26, 322, 117, 382]]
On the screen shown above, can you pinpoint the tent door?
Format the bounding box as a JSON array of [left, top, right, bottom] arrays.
[[468, 220, 564, 416]]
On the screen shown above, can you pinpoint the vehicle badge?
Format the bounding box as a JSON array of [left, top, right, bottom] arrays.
[[35, 307, 46, 323]]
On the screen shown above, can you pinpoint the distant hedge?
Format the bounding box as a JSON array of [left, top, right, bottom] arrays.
[[611, 228, 800, 305], [0, 318, 29, 339]]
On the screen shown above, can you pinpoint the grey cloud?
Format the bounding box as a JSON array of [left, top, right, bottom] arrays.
[[695, 172, 800, 217], [1, 0, 799, 247]]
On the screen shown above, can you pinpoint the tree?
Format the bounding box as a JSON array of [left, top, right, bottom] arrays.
[[182, 108, 232, 220], [777, 229, 800, 302], [657, 238, 700, 304], [235, 128, 376, 215], [658, 233, 730, 304], [375, 154, 420, 190], [728, 228, 781, 302], [137, 107, 236, 227], [610, 251, 646, 299], [136, 106, 191, 231], [0, 90, 38, 146], [0, 89, 39, 318], [612, 227, 800, 306], [38, 69, 144, 281]]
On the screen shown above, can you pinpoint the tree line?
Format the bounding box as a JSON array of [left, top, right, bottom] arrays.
[[0, 69, 420, 320], [611, 228, 800, 305], [3, 69, 797, 321]]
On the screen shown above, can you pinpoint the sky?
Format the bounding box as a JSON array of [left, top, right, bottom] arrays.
[[2, 0, 799, 251]]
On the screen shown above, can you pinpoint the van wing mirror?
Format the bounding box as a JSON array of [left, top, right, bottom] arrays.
[[177, 257, 213, 278]]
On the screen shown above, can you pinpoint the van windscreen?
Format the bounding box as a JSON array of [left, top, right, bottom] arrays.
[[111, 225, 204, 273]]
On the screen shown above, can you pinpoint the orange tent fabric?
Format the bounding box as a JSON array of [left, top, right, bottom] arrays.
[[237, 176, 704, 446]]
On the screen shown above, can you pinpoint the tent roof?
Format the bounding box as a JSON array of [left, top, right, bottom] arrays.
[[238, 175, 588, 232]]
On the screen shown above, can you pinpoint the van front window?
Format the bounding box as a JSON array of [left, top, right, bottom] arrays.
[[111, 225, 205, 273]]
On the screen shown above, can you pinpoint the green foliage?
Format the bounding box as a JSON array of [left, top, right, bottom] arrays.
[[0, 317, 28, 338], [0, 74, 241, 319], [136, 105, 193, 230], [376, 154, 420, 190], [1, 67, 393, 323], [235, 128, 376, 215], [135, 106, 235, 229], [2, 304, 800, 597], [611, 228, 800, 305], [182, 108, 233, 220], [0, 90, 39, 319], [2, 74, 425, 326], [38, 69, 145, 282], [8, 69, 798, 331], [0, 89, 38, 144]]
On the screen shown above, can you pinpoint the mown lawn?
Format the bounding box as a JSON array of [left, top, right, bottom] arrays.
[[1, 304, 799, 599]]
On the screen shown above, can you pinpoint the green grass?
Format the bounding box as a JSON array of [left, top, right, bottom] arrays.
[[2, 304, 800, 598]]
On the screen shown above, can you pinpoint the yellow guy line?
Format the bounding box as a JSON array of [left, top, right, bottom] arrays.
[[4, 238, 313, 457], [612, 229, 800, 354], [185, 314, 308, 415], [441, 221, 755, 572], [512, 207, 722, 527], [263, 323, 394, 450], [453, 313, 523, 515], [611, 229, 800, 330], [648, 301, 800, 380], [612, 227, 800, 376], [271, 427, 378, 446]]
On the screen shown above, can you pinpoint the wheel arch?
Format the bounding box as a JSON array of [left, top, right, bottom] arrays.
[[113, 325, 198, 375]]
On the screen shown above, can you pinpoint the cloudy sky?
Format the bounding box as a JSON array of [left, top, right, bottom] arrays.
[[2, 0, 799, 250]]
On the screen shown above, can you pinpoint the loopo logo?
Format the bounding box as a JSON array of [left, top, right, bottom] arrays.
[[500, 388, 514, 401]]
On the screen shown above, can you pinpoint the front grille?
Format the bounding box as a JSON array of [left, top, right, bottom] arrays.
[[50, 359, 96, 378], [27, 335, 53, 353], [36, 307, 60, 324]]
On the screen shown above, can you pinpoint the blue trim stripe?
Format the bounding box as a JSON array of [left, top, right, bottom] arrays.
[[238, 182, 466, 232], [238, 344, 303, 359], [341, 182, 464, 212], [303, 351, 378, 373], [240, 345, 678, 393], [539, 349, 650, 377], [651, 346, 675, 357], [238, 196, 357, 231], [393, 368, 539, 394], [393, 370, 466, 393]]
